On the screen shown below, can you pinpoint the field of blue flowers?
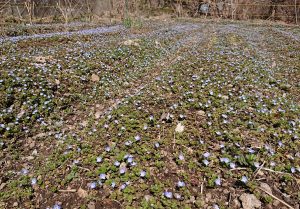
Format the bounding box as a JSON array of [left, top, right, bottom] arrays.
[[0, 20, 299, 209]]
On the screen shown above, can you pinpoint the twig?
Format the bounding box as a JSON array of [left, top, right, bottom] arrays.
[[258, 187, 294, 209], [200, 181, 204, 194], [58, 189, 77, 192], [230, 167, 248, 171], [77, 166, 91, 171], [173, 132, 176, 150], [261, 167, 292, 175], [253, 161, 265, 178]]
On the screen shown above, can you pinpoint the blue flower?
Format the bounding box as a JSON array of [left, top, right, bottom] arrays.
[[203, 152, 210, 158], [177, 181, 185, 187], [213, 204, 220, 209], [178, 153, 184, 161], [53, 204, 62, 209], [241, 176, 248, 183], [291, 167, 296, 173], [154, 142, 160, 148], [111, 181, 116, 188], [120, 167, 126, 174], [127, 157, 134, 163], [31, 178, 37, 185], [215, 177, 221, 186], [140, 170, 146, 177], [99, 173, 106, 180], [114, 161, 120, 167], [220, 157, 230, 164], [105, 146, 111, 152], [135, 135, 141, 141], [96, 157, 102, 163], [21, 168, 29, 175], [164, 191, 173, 199], [89, 182, 97, 189], [120, 183, 127, 190], [230, 162, 236, 169], [203, 159, 209, 166]]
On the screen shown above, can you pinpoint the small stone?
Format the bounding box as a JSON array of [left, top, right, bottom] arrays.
[[91, 74, 100, 82], [232, 198, 241, 208], [144, 195, 152, 202], [87, 202, 95, 209], [13, 202, 18, 207], [197, 110, 206, 117], [273, 200, 280, 207], [260, 183, 272, 194], [239, 193, 261, 209], [77, 188, 88, 198], [175, 122, 184, 133], [205, 193, 212, 202]]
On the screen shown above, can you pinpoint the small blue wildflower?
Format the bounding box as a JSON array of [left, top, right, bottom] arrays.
[[220, 157, 230, 163], [96, 157, 102, 163], [129, 161, 137, 167], [120, 183, 127, 190], [21, 168, 29, 175], [241, 176, 248, 183], [53, 204, 62, 209], [111, 181, 116, 188], [215, 177, 221, 186], [31, 178, 37, 185], [213, 204, 220, 209], [120, 167, 126, 174], [291, 167, 296, 173], [125, 141, 132, 146], [154, 142, 160, 148], [177, 181, 186, 187], [127, 157, 134, 163], [135, 135, 141, 141], [99, 173, 106, 180], [89, 182, 97, 189], [203, 152, 210, 158], [114, 161, 120, 167], [178, 153, 184, 161], [164, 191, 173, 199], [140, 170, 146, 177], [105, 146, 111, 152], [230, 162, 236, 169], [203, 159, 209, 166]]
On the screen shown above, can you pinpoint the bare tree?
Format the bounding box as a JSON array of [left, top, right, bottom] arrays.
[[25, 0, 35, 24], [56, 0, 74, 24]]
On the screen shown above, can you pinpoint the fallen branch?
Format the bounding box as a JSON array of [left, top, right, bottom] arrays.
[[253, 161, 265, 178], [58, 189, 77, 193], [258, 187, 294, 209], [261, 167, 292, 175]]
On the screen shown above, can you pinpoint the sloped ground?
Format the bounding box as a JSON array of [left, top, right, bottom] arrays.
[[0, 20, 299, 209]]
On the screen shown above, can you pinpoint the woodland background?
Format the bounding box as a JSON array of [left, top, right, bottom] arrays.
[[0, 0, 299, 24]]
